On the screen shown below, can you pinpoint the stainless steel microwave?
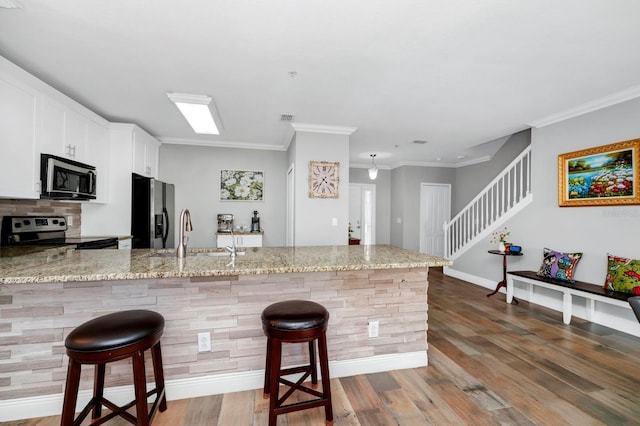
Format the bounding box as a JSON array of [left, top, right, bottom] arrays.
[[40, 154, 97, 200]]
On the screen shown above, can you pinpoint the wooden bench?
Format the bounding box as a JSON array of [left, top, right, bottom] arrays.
[[506, 270, 634, 325]]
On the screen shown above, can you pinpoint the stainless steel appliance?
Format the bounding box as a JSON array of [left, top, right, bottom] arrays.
[[131, 173, 175, 248], [40, 154, 97, 200], [1, 216, 118, 249], [217, 214, 234, 233], [251, 210, 261, 233]]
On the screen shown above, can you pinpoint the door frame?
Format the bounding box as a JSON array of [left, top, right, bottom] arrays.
[[286, 164, 295, 247], [349, 183, 376, 245], [419, 183, 451, 255]]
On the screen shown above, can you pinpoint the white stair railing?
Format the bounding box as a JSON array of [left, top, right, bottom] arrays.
[[444, 146, 532, 260]]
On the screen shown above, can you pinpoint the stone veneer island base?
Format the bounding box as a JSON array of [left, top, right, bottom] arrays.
[[0, 245, 451, 421]]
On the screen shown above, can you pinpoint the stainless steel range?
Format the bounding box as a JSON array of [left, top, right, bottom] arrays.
[[1, 216, 118, 249]]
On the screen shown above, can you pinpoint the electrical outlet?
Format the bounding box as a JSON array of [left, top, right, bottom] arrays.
[[66, 215, 73, 226], [368, 320, 379, 338], [197, 332, 211, 352]]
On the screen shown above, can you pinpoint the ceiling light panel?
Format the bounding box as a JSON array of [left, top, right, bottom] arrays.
[[167, 93, 223, 135]]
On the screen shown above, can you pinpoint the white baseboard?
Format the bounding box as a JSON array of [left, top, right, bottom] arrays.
[[0, 351, 427, 421], [443, 267, 640, 338], [444, 267, 498, 291]]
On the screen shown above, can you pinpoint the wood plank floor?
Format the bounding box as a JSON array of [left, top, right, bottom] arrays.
[[8, 267, 640, 425]]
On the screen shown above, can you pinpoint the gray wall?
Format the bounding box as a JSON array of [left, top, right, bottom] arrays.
[[349, 168, 391, 244], [453, 130, 531, 215], [159, 144, 287, 248], [290, 130, 350, 246], [158, 130, 529, 251], [453, 97, 640, 285], [390, 165, 457, 251]]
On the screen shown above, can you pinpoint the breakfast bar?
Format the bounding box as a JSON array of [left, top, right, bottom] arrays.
[[0, 245, 451, 420]]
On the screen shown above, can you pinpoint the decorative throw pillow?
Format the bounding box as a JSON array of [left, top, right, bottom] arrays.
[[604, 253, 632, 290], [610, 258, 640, 295], [536, 248, 582, 282]]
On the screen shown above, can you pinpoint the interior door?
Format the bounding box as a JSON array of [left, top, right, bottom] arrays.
[[348, 185, 362, 240], [419, 183, 451, 256], [286, 164, 295, 247], [349, 183, 376, 244]]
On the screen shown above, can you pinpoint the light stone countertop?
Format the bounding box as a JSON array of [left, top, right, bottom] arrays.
[[0, 245, 452, 284]]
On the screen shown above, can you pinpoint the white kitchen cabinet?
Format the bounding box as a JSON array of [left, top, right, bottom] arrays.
[[132, 126, 160, 178], [41, 96, 87, 161], [40, 95, 111, 203], [85, 120, 110, 203], [0, 55, 110, 202], [0, 73, 40, 199], [216, 233, 263, 248]]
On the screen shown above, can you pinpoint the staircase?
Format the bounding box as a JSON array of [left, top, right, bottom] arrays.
[[443, 146, 532, 260]]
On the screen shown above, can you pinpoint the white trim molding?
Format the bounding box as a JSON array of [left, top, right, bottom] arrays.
[[158, 137, 287, 151], [290, 122, 358, 135], [528, 83, 640, 128], [0, 351, 426, 422]]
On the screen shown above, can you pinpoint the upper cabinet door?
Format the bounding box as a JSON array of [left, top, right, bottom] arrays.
[[64, 109, 87, 160], [86, 120, 110, 203], [0, 75, 40, 198], [132, 126, 160, 178], [41, 96, 90, 161], [41, 97, 66, 157]]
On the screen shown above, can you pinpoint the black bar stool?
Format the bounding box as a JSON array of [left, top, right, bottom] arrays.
[[61, 310, 167, 426], [261, 300, 333, 426]]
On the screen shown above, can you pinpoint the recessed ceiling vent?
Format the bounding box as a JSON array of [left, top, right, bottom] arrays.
[[280, 113, 295, 121], [412, 140, 428, 144]]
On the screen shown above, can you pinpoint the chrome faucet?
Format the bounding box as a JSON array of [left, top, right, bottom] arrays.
[[225, 229, 237, 258], [176, 208, 193, 259]]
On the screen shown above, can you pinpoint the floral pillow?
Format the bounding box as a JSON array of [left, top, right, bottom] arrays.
[[536, 248, 582, 282], [604, 253, 631, 290], [605, 254, 640, 295]]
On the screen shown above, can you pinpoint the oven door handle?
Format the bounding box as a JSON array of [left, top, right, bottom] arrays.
[[88, 170, 96, 196]]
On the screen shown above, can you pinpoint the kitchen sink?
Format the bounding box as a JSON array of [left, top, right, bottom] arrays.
[[151, 250, 245, 257]]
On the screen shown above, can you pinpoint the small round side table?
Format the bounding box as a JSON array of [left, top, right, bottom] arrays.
[[487, 249, 523, 304]]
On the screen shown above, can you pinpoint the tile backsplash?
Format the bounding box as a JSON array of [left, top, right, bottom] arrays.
[[0, 199, 81, 238]]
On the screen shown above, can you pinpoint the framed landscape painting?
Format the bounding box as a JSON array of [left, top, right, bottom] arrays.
[[220, 170, 264, 201], [558, 138, 640, 207]]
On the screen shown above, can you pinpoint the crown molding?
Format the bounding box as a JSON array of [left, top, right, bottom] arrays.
[[349, 162, 392, 170], [389, 155, 492, 169], [528, 84, 640, 128], [290, 122, 358, 135], [159, 137, 287, 151]]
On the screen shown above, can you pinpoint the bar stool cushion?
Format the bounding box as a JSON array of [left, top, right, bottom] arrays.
[[261, 300, 329, 331], [65, 310, 165, 353]]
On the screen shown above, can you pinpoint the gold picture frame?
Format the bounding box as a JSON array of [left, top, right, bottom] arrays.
[[309, 161, 339, 198], [558, 138, 639, 207]]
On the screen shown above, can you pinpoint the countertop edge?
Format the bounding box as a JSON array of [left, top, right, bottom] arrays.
[[1, 260, 452, 284]]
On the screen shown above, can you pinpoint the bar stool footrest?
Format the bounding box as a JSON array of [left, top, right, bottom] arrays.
[[71, 387, 164, 426], [274, 398, 331, 416]]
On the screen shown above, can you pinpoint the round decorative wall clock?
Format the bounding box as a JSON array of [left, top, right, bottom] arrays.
[[309, 161, 339, 198]]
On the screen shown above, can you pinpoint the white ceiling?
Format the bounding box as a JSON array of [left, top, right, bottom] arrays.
[[2, 1, 640, 168]]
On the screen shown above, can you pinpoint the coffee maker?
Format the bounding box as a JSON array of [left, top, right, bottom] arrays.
[[217, 214, 234, 233], [250, 210, 261, 233]]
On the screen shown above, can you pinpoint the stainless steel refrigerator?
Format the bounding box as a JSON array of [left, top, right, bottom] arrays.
[[131, 173, 175, 249]]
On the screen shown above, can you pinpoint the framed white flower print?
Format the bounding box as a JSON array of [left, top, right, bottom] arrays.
[[309, 161, 339, 198], [220, 170, 264, 201]]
